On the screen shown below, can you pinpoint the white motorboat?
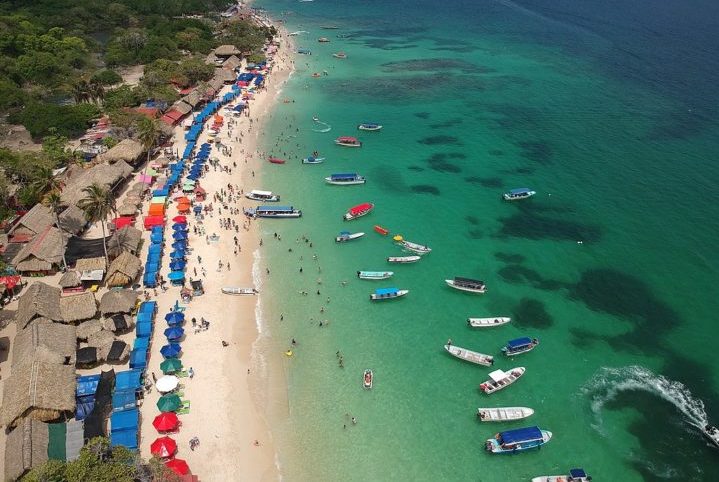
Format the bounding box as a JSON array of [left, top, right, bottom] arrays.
[[357, 271, 394, 280], [335, 231, 365, 243], [476, 407, 534, 422], [393, 236, 431, 254], [387, 255, 421, 263], [246, 206, 302, 218], [370, 288, 408, 301], [502, 337, 539, 356], [503, 188, 536, 201], [357, 123, 382, 131], [363, 369, 373, 389], [444, 344, 494, 367], [446, 277, 487, 293], [467, 317, 511, 328], [532, 468, 592, 482], [479, 367, 525, 395], [703, 425, 719, 448], [325, 173, 366, 185], [245, 190, 280, 202], [221, 287, 259, 295], [302, 156, 325, 164]]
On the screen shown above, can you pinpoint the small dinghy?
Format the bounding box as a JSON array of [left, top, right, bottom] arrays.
[[444, 344, 494, 366], [363, 369, 373, 389], [467, 317, 511, 328], [335, 231, 365, 242], [302, 156, 325, 164], [480, 367, 525, 395], [357, 123, 382, 131], [387, 255, 421, 263], [268, 157, 286, 164], [357, 271, 394, 280], [374, 225, 389, 235], [531, 468, 592, 482], [222, 287, 259, 295], [476, 407, 534, 422]]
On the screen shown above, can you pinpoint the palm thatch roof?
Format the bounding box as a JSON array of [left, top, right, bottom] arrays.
[[105, 251, 142, 287], [214, 44, 241, 57], [76, 318, 103, 340], [12, 321, 77, 369], [99, 138, 144, 165], [4, 418, 49, 481], [11, 226, 65, 273], [10, 204, 54, 236], [223, 55, 242, 70], [0, 357, 76, 428], [58, 205, 87, 235], [110, 226, 142, 255], [172, 100, 193, 115], [98, 339, 129, 363], [102, 314, 132, 333], [207, 78, 225, 93], [214, 68, 237, 84], [58, 270, 81, 288], [87, 329, 115, 348], [15, 282, 62, 328], [59, 291, 97, 323], [205, 52, 219, 65], [61, 160, 134, 207], [117, 204, 137, 217], [182, 90, 203, 108], [74, 256, 106, 272], [99, 289, 138, 315]]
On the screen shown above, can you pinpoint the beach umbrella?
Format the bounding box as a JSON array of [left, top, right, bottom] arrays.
[[157, 393, 182, 412], [175, 196, 191, 204], [164, 311, 185, 323], [152, 412, 179, 432], [150, 436, 177, 458], [169, 260, 186, 271], [167, 271, 185, 282], [165, 459, 190, 476], [160, 357, 183, 374], [155, 375, 180, 393], [172, 223, 187, 231], [171, 241, 187, 250], [172, 215, 187, 223], [172, 231, 188, 241], [186, 174, 199, 181], [169, 251, 185, 260], [164, 326, 184, 341], [177, 203, 191, 213], [160, 343, 182, 358], [150, 232, 163, 244]]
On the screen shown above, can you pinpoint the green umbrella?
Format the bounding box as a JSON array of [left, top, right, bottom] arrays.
[[160, 358, 183, 374], [157, 393, 182, 412]]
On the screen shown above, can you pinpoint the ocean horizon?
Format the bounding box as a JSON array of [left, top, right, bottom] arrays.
[[252, 0, 719, 480]]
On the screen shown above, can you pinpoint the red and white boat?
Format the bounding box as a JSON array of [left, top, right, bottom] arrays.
[[344, 202, 374, 220], [268, 157, 286, 164], [374, 225, 389, 235], [335, 136, 362, 147]]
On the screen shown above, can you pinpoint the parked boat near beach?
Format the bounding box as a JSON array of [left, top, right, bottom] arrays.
[[302, 156, 325, 164], [335, 136, 362, 147], [502, 337, 539, 356], [357, 271, 394, 280], [485, 426, 552, 454], [325, 173, 366, 185], [387, 255, 421, 263], [444, 344, 494, 367], [221, 287, 259, 295], [363, 369, 373, 389], [335, 231, 364, 242], [246, 206, 302, 218], [357, 123, 382, 131], [467, 317, 511, 328], [245, 190, 280, 202], [476, 407, 534, 422], [344, 202, 374, 220], [479, 367, 525, 394], [268, 156, 286, 164], [503, 187, 536, 201], [370, 287, 408, 301], [393, 236, 431, 254], [446, 277, 486, 293], [318, 37, 330, 43], [532, 468, 592, 482]]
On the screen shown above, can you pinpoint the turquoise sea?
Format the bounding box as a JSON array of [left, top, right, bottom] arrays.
[[251, 0, 719, 480]]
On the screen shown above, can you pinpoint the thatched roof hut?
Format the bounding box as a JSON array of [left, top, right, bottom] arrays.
[[207, 78, 225, 94], [205, 52, 219, 65], [99, 138, 144, 165], [87, 329, 115, 348], [111, 226, 142, 255], [58, 270, 81, 288], [15, 282, 62, 329], [58, 205, 87, 235], [59, 291, 97, 323], [12, 321, 77, 369], [214, 68, 237, 84], [4, 419, 49, 481], [11, 226, 65, 273], [61, 160, 134, 207], [214, 44, 241, 57], [0, 357, 76, 428], [99, 339, 130, 363], [105, 251, 142, 287], [182, 90, 203, 108], [10, 204, 54, 237], [172, 100, 193, 116], [223, 55, 242, 70], [117, 204, 137, 217], [102, 314, 132, 333], [74, 256, 106, 272], [99, 289, 138, 315], [76, 318, 103, 341]]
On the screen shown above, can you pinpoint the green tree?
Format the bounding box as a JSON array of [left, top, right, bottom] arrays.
[[43, 190, 68, 270], [78, 183, 114, 265], [137, 116, 160, 170], [30, 165, 61, 196], [91, 69, 122, 85]]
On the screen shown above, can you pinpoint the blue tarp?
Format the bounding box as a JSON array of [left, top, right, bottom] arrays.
[[506, 337, 533, 349], [136, 311, 154, 323], [133, 337, 150, 351], [110, 429, 138, 450], [116, 370, 142, 391], [169, 260, 186, 271], [129, 349, 147, 369], [112, 391, 137, 412], [143, 273, 158, 288], [138, 301, 156, 314], [75, 395, 95, 421], [76, 375, 101, 396], [150, 232, 163, 243], [172, 231, 188, 240], [254, 74, 265, 85], [375, 288, 399, 295], [170, 251, 186, 259], [136, 321, 152, 338], [499, 426, 543, 444]]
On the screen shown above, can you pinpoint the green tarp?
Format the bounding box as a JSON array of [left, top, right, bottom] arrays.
[[47, 423, 66, 461]]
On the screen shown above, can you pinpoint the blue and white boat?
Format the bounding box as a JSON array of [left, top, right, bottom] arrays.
[[503, 188, 536, 201], [245, 206, 302, 218], [335, 231, 365, 242], [325, 173, 366, 185], [302, 156, 325, 164], [532, 468, 592, 482], [370, 287, 408, 300], [357, 271, 394, 280], [357, 122, 382, 131], [485, 426, 552, 454], [502, 337, 539, 356]]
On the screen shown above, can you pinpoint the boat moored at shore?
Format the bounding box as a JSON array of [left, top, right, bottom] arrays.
[[387, 255, 421, 263], [502, 337, 539, 356], [325, 173, 366, 185], [268, 156, 286, 164], [480, 367, 525, 394], [485, 426, 552, 454], [444, 344, 494, 366], [357, 271, 394, 280], [245, 190, 280, 202], [357, 123, 382, 131], [335, 136, 362, 147], [503, 188, 536, 201], [476, 407, 534, 422], [532, 468, 592, 482], [370, 287, 408, 300], [344, 202, 374, 220], [446, 277, 486, 293], [467, 317, 511, 328], [221, 287, 259, 295], [245, 205, 302, 218], [335, 231, 365, 242]]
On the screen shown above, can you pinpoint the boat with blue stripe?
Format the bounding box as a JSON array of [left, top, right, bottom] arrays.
[[503, 187, 536, 201], [370, 287, 408, 300], [357, 271, 394, 280], [485, 426, 552, 454], [325, 173, 366, 185], [502, 337, 539, 356], [357, 122, 382, 131], [335, 231, 365, 242]]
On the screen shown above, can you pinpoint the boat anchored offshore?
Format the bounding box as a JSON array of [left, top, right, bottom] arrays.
[[332, 52, 347, 59], [467, 317, 511, 328], [374, 225, 390, 235], [444, 344, 494, 367], [325, 173, 366, 185], [344, 202, 374, 220], [245, 205, 302, 218], [502, 337, 539, 356], [245, 190, 280, 202], [335, 231, 365, 243], [703, 425, 719, 448], [480, 367, 525, 394], [357, 271, 394, 280], [357, 123, 382, 131], [302, 156, 325, 164], [221, 287, 259, 295], [477, 407, 534, 422], [503, 187, 536, 201], [335, 136, 362, 147], [370, 287, 408, 301], [363, 369, 373, 389], [532, 468, 592, 482], [446, 277, 487, 293], [393, 236, 431, 255], [485, 426, 552, 454], [387, 255, 421, 263]]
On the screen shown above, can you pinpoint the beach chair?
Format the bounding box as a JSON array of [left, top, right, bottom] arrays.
[[173, 300, 187, 313]]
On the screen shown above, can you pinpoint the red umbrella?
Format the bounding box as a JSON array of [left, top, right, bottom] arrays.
[[150, 436, 177, 458], [152, 412, 179, 432], [172, 215, 187, 224], [165, 458, 190, 476]]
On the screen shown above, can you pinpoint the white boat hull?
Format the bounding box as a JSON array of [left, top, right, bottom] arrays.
[[445, 280, 487, 293], [344, 211, 372, 221], [302, 157, 325, 164], [387, 256, 421, 263], [222, 287, 259, 295], [336, 232, 365, 242], [357, 271, 394, 280], [245, 194, 280, 202], [363, 369, 373, 389], [467, 317, 511, 328], [480, 367, 525, 395], [444, 345, 493, 367], [398, 240, 431, 254], [476, 407, 534, 422], [325, 178, 366, 185], [370, 289, 409, 300]]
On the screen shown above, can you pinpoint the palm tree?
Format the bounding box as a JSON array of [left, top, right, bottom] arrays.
[[78, 183, 115, 266], [43, 190, 68, 271], [72, 80, 91, 104], [89, 80, 106, 104], [137, 116, 161, 173], [30, 166, 62, 196]]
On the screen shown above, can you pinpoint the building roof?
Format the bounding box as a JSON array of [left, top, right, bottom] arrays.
[[58, 205, 87, 235], [61, 160, 134, 207], [207, 78, 225, 93], [214, 44, 241, 57], [105, 251, 142, 287], [15, 282, 62, 328], [76, 318, 103, 340], [12, 321, 77, 370], [74, 256, 106, 272], [205, 52, 219, 65], [59, 291, 98, 323], [98, 139, 144, 165], [223, 55, 242, 70], [214, 68, 237, 84], [99, 289, 138, 315], [58, 270, 81, 288], [11, 226, 65, 272], [11, 204, 54, 236], [4, 418, 49, 481], [112, 226, 143, 255], [172, 101, 193, 116], [182, 91, 203, 108]]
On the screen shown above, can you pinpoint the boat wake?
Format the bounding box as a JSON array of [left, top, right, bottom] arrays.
[[582, 365, 709, 433], [311, 119, 332, 133]]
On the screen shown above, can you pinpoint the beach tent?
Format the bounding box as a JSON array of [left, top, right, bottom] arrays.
[[152, 412, 179, 432], [177, 203, 191, 214], [169, 260, 186, 271], [143, 272, 158, 288], [170, 251, 186, 260], [113, 217, 134, 230], [133, 337, 149, 351], [172, 223, 187, 231], [171, 241, 187, 250], [139, 300, 157, 314], [164, 327, 184, 341], [129, 349, 147, 369], [148, 204, 165, 217], [110, 408, 138, 432], [151, 196, 167, 204], [136, 322, 152, 338], [150, 232, 164, 244], [115, 370, 142, 392], [136, 312, 153, 324], [160, 343, 182, 358], [172, 232, 188, 241], [143, 216, 164, 230], [157, 393, 182, 412], [112, 390, 137, 412], [110, 429, 138, 450]]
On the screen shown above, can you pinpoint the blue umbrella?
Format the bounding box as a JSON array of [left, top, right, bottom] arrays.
[[172, 224, 187, 231], [171, 241, 187, 250], [164, 327, 185, 341], [187, 174, 199, 181], [169, 260, 186, 271], [168, 271, 185, 281], [193, 205, 202, 213], [165, 311, 184, 323], [169, 251, 185, 259], [150, 232, 163, 244], [160, 343, 182, 358], [172, 231, 187, 241], [148, 246, 162, 256]]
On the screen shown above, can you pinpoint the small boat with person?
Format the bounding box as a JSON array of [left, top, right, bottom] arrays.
[[357, 271, 394, 280], [268, 156, 286, 164], [357, 123, 382, 131], [387, 255, 421, 263], [467, 317, 511, 328], [344, 202, 374, 221], [221, 287, 259, 295], [485, 426, 552, 454], [318, 37, 330, 43], [480, 367, 525, 394], [476, 407, 535, 422], [393, 236, 431, 255], [246, 206, 302, 219], [335, 136, 362, 147], [332, 52, 347, 59], [532, 468, 592, 482], [325, 173, 366, 185], [335, 231, 365, 243], [245, 190, 280, 202], [444, 343, 494, 367], [370, 287, 408, 301], [502, 337, 539, 356], [302, 156, 325, 164], [363, 369, 373, 389], [503, 188, 536, 201], [446, 277, 487, 293]]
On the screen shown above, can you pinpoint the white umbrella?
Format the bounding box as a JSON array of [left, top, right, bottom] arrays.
[[155, 375, 179, 393]]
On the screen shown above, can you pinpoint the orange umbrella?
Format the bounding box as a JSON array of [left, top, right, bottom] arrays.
[[150, 436, 177, 458], [175, 196, 191, 204], [177, 203, 191, 213], [165, 458, 190, 475]]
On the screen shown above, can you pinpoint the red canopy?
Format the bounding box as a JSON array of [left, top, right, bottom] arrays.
[[113, 217, 134, 230], [349, 203, 374, 216], [165, 458, 190, 476], [144, 215, 165, 230], [172, 216, 187, 224], [0, 275, 21, 290], [150, 436, 177, 458], [152, 412, 179, 432]]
